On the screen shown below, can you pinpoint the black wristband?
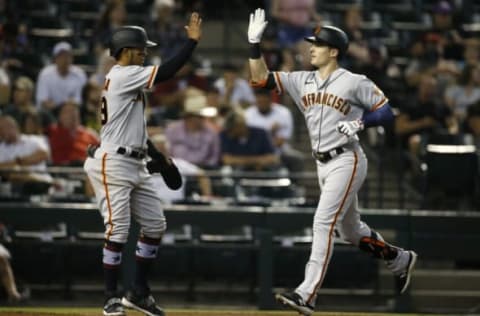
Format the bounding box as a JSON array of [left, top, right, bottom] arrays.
[[249, 43, 261, 59]]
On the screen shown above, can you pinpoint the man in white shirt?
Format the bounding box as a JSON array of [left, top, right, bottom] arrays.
[[213, 63, 255, 108], [245, 89, 304, 172], [36, 42, 87, 111], [0, 115, 52, 185]]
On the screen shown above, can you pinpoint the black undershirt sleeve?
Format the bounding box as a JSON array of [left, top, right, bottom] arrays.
[[153, 38, 197, 83], [264, 73, 276, 90]]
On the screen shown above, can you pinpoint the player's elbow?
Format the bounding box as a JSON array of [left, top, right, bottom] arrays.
[[250, 73, 276, 90]]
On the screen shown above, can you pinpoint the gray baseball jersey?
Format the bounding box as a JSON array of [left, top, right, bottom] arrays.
[[273, 68, 388, 152], [270, 67, 414, 308], [84, 63, 166, 244], [100, 64, 159, 149]]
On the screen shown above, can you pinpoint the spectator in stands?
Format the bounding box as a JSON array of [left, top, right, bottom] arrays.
[[149, 58, 209, 123], [150, 133, 212, 204], [395, 74, 457, 158], [245, 89, 304, 172], [259, 26, 295, 72], [220, 110, 280, 171], [35, 42, 87, 112], [462, 38, 480, 69], [20, 109, 44, 136], [92, 0, 127, 56], [147, 0, 187, 62], [213, 63, 255, 109], [0, 21, 30, 59], [0, 115, 52, 186], [404, 38, 460, 89], [270, 0, 321, 48], [165, 94, 220, 168], [204, 86, 231, 132], [19, 109, 50, 155], [3, 76, 54, 130], [0, 242, 22, 302], [428, 0, 464, 60], [341, 5, 372, 71], [47, 101, 99, 166], [80, 82, 102, 132], [405, 1, 463, 89], [444, 65, 480, 122], [89, 49, 116, 87], [342, 6, 398, 87], [0, 54, 10, 106], [464, 101, 480, 140]]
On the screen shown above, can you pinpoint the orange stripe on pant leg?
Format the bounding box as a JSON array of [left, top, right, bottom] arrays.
[[101, 153, 114, 240], [307, 151, 358, 304]]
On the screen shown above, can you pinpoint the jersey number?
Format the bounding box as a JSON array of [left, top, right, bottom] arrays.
[[100, 97, 108, 125]]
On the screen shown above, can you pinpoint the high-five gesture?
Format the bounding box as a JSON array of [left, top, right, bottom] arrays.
[[185, 12, 202, 41], [248, 8, 268, 43]]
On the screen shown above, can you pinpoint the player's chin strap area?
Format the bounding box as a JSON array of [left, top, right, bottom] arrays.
[[358, 231, 398, 260]]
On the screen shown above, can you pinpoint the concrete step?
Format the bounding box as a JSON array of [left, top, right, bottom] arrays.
[[380, 269, 480, 291]]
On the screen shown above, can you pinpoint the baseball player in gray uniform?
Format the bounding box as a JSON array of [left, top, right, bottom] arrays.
[[247, 9, 417, 316], [84, 13, 201, 316]]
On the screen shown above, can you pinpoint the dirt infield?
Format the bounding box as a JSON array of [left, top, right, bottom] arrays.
[[0, 308, 440, 316]]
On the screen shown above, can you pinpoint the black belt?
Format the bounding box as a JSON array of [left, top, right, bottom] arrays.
[[312, 147, 345, 163], [116, 147, 146, 159]]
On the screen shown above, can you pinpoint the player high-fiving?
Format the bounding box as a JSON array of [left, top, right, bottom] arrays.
[[84, 12, 202, 316], [247, 8, 417, 316]]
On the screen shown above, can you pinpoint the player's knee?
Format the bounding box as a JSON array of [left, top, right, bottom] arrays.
[[312, 215, 333, 232], [106, 229, 129, 244], [136, 235, 161, 260], [106, 219, 131, 244], [141, 217, 166, 239]]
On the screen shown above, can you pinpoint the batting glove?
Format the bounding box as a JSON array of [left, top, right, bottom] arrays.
[[337, 119, 364, 137], [248, 8, 268, 43]]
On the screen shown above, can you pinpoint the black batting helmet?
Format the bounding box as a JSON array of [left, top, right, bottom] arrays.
[[109, 26, 157, 58], [304, 25, 349, 57]]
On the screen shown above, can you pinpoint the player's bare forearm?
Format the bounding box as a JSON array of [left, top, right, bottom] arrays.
[[197, 173, 212, 197], [222, 154, 263, 167], [256, 154, 280, 167], [249, 57, 269, 84], [17, 149, 49, 166], [0, 161, 17, 169], [223, 153, 278, 169]]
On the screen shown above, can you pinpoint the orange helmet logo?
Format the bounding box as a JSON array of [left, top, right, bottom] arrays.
[[314, 25, 322, 36]]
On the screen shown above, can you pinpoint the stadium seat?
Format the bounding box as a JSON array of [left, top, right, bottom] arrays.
[[423, 141, 479, 210]]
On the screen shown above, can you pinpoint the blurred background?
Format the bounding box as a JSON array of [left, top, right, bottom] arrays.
[[0, 0, 480, 314]]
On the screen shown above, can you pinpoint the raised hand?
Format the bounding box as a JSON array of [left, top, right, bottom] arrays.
[[185, 12, 202, 41], [248, 8, 268, 43]]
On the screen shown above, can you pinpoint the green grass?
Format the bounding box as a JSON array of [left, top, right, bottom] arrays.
[[0, 307, 444, 316]]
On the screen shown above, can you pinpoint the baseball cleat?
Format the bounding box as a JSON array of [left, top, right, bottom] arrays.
[[396, 250, 418, 294], [103, 297, 126, 316], [275, 291, 314, 316], [122, 291, 165, 316]]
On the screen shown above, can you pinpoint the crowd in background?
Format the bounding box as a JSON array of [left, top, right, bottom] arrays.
[[0, 0, 479, 206]]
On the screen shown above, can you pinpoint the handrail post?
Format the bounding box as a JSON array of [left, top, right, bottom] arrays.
[[257, 228, 275, 309]]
